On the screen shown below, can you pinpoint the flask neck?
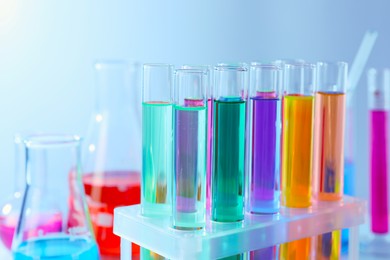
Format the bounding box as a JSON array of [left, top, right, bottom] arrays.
[[26, 150, 48, 191], [95, 62, 139, 113]]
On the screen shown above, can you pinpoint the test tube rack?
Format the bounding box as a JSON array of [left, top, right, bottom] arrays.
[[113, 196, 365, 260]]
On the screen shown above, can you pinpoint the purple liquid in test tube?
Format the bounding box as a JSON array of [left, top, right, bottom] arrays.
[[248, 62, 281, 214], [173, 68, 207, 230], [175, 102, 199, 213], [249, 94, 280, 213]]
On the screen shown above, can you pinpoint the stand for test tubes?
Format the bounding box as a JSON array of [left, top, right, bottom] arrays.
[[113, 196, 365, 260]]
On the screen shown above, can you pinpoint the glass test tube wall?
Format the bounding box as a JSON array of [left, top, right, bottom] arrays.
[[212, 64, 248, 222], [181, 65, 213, 210], [313, 62, 347, 201], [248, 63, 281, 214], [142, 64, 173, 216], [280, 62, 316, 208], [173, 69, 207, 230], [368, 68, 390, 234], [313, 61, 348, 260], [280, 63, 316, 260]]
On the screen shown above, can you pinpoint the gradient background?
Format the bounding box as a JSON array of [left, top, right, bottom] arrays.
[[0, 0, 389, 257]]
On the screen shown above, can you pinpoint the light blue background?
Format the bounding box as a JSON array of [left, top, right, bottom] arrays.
[[0, 0, 389, 212]]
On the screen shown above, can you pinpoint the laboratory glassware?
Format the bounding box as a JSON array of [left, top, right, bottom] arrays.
[[81, 61, 141, 256], [212, 63, 248, 222], [369, 68, 389, 234], [181, 65, 213, 210], [313, 61, 347, 260], [142, 63, 174, 217], [313, 61, 347, 201], [248, 63, 281, 214], [0, 134, 62, 250], [360, 68, 390, 257], [280, 62, 316, 260], [173, 68, 207, 230], [280, 62, 316, 207], [12, 134, 99, 259]]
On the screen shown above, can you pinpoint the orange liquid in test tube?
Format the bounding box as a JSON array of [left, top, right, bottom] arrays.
[[313, 91, 346, 201], [281, 95, 314, 208], [280, 238, 311, 260]]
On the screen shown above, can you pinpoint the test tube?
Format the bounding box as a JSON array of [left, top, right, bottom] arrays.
[[281, 62, 316, 208], [212, 63, 248, 222], [312, 62, 347, 259], [368, 68, 389, 234], [313, 62, 347, 202], [141, 63, 173, 216], [181, 65, 214, 210], [173, 69, 207, 230], [280, 63, 315, 260], [248, 63, 281, 214]]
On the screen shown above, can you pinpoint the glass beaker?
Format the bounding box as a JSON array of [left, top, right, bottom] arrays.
[[1, 134, 65, 251], [12, 134, 99, 259], [81, 61, 141, 256]]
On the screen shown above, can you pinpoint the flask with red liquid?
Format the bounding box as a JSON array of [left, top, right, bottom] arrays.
[[79, 60, 142, 257]]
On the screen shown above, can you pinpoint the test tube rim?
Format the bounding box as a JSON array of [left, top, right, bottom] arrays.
[[214, 63, 248, 72]]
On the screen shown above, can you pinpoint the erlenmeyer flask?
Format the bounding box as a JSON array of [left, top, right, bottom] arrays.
[[82, 61, 142, 256], [0, 134, 63, 251], [12, 134, 99, 259]]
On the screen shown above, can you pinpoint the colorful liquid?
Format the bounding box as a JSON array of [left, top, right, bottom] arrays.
[[0, 212, 62, 250], [370, 110, 389, 234], [280, 238, 311, 260], [142, 102, 173, 216], [313, 92, 345, 201], [249, 246, 277, 259], [173, 105, 207, 229], [341, 160, 355, 248], [315, 230, 341, 260], [83, 171, 141, 256], [281, 95, 314, 208], [13, 235, 99, 259], [249, 96, 280, 214], [140, 248, 166, 260], [212, 98, 246, 222], [207, 98, 213, 210]]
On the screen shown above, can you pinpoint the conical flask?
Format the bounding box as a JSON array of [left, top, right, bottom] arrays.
[[82, 60, 142, 256], [0, 134, 63, 251], [12, 134, 99, 259]]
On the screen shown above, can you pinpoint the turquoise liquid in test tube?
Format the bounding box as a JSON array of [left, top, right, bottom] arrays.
[[368, 68, 389, 234], [212, 64, 248, 222], [173, 69, 208, 230], [142, 63, 173, 216], [248, 63, 281, 214]]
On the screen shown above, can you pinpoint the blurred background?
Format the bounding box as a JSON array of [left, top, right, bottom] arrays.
[[0, 0, 389, 234]]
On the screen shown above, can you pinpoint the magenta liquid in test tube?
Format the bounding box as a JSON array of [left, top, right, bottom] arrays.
[[368, 68, 390, 234], [173, 69, 207, 230], [248, 63, 281, 214]]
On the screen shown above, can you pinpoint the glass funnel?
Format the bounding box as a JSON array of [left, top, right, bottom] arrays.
[[12, 134, 99, 259], [81, 60, 141, 256]]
